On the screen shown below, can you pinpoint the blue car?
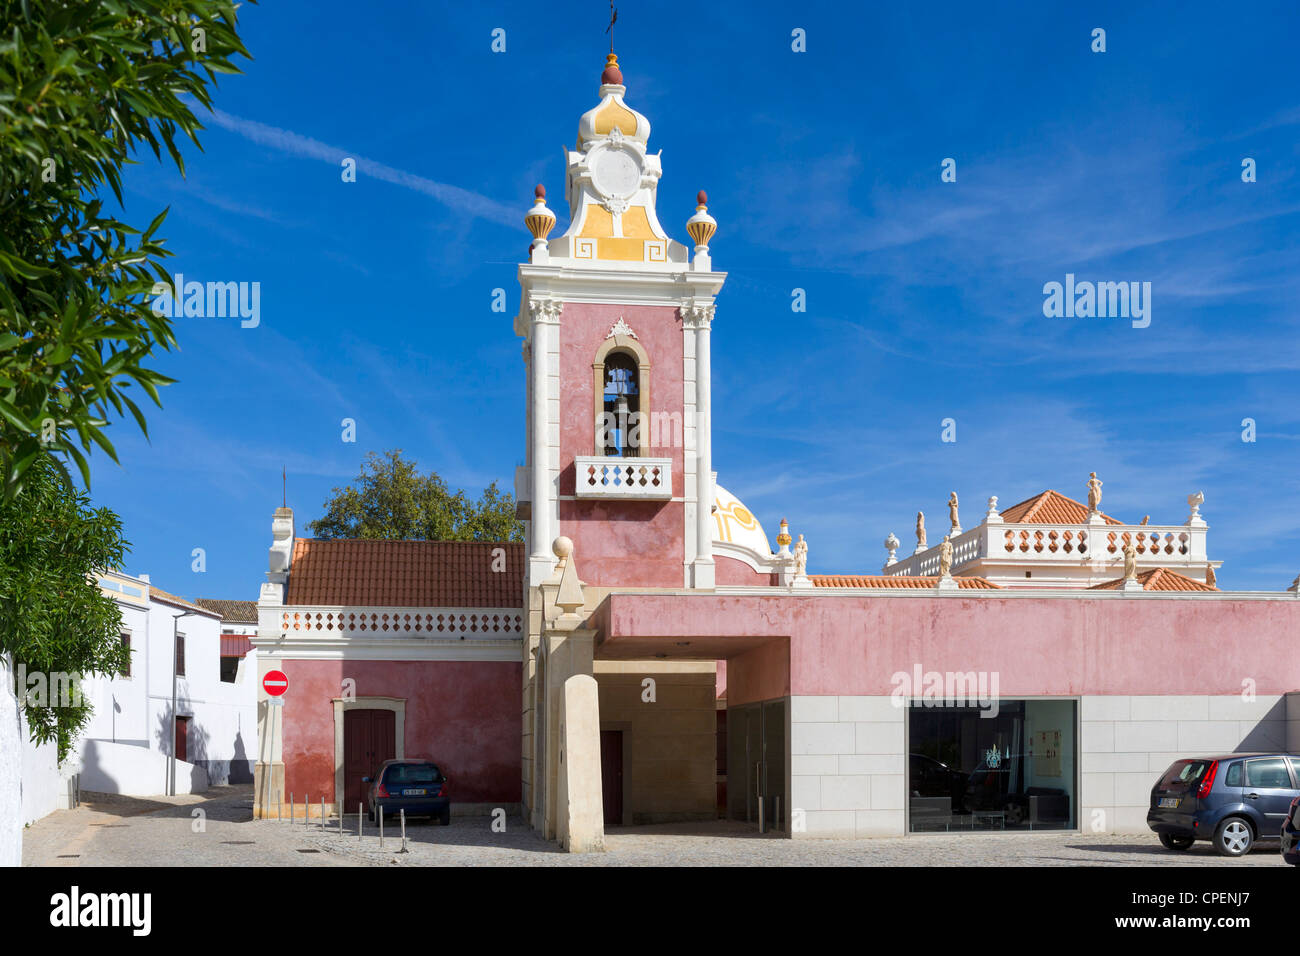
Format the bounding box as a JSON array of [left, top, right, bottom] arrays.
[[1282, 796, 1300, 866], [365, 759, 450, 826], [1147, 754, 1300, 856]]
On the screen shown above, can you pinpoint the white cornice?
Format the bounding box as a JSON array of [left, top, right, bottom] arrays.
[[517, 264, 725, 307], [714, 539, 780, 575], [248, 636, 523, 662], [582, 586, 1299, 602]]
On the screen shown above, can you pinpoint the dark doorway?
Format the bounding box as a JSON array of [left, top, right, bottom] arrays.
[[726, 699, 787, 832], [600, 730, 624, 824], [343, 709, 396, 809], [174, 716, 190, 763]]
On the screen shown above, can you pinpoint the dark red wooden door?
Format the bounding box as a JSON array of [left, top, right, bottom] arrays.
[[174, 716, 189, 763], [343, 709, 396, 809], [600, 730, 623, 825]]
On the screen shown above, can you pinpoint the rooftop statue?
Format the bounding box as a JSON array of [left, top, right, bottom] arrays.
[[1087, 472, 1103, 512]]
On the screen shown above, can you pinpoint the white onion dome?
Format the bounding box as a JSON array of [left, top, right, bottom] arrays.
[[713, 484, 774, 557], [577, 54, 651, 149]]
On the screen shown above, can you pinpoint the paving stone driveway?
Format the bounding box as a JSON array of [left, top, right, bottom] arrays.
[[22, 787, 1291, 867]]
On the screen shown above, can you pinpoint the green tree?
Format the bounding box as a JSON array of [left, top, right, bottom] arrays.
[[308, 449, 524, 542], [0, 457, 130, 761], [0, 0, 252, 498]]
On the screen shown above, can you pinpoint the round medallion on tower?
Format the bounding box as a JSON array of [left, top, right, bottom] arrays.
[[686, 191, 717, 250]]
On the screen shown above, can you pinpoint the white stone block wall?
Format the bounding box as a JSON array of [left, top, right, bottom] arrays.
[[790, 696, 905, 838], [1, 655, 22, 865], [1081, 694, 1290, 834], [789, 693, 1293, 839]]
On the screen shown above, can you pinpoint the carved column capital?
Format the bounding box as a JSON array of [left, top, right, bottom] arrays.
[[680, 301, 715, 329], [527, 296, 564, 325]]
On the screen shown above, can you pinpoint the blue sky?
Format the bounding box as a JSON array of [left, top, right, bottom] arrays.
[[92, 0, 1300, 598]]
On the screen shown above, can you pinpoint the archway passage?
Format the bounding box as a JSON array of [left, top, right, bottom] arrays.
[[590, 598, 792, 834]]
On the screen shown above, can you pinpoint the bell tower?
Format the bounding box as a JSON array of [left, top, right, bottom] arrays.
[[515, 53, 725, 589]]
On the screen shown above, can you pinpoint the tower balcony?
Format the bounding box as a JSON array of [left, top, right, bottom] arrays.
[[574, 455, 672, 500]]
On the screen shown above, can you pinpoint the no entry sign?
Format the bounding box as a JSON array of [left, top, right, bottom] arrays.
[[262, 670, 289, 698]]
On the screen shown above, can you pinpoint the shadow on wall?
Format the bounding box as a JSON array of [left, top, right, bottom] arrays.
[[151, 704, 253, 786], [1235, 698, 1291, 751], [228, 730, 253, 784], [154, 703, 210, 793], [79, 739, 209, 796]]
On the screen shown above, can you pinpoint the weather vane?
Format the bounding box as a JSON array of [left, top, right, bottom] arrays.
[[606, 0, 618, 53]]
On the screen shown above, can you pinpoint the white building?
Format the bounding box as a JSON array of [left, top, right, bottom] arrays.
[[73, 571, 259, 796]]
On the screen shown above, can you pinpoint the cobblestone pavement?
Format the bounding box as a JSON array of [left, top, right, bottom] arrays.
[[22, 788, 1291, 866]]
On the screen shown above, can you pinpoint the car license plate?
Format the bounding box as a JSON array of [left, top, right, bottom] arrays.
[[402, 789, 426, 796], [1159, 797, 1180, 809]]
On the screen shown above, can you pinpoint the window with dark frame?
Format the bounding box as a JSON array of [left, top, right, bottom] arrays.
[[175, 632, 186, 677], [601, 352, 640, 457], [119, 633, 131, 677], [220, 656, 239, 683]]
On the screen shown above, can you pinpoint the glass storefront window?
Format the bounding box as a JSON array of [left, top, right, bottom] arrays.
[[907, 699, 1077, 832]]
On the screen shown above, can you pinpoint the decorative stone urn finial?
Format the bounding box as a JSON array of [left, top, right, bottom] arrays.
[[884, 532, 900, 567], [551, 536, 585, 616], [686, 191, 717, 270], [524, 184, 556, 257], [776, 518, 792, 557]]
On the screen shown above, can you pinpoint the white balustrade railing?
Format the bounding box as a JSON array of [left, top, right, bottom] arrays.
[[574, 456, 672, 499], [886, 521, 1208, 576], [272, 606, 523, 641]]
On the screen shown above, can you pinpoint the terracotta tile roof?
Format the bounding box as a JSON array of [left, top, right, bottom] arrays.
[[285, 539, 525, 607], [150, 585, 223, 617], [1088, 567, 1218, 592], [811, 575, 1002, 590], [194, 598, 258, 624], [997, 490, 1123, 526]]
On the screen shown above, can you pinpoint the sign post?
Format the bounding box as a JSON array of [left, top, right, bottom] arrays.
[[261, 670, 288, 817]]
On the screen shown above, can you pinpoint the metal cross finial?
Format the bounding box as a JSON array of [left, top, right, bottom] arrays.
[[282, 465, 286, 508], [606, 0, 618, 53]]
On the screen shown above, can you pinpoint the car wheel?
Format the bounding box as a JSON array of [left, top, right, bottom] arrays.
[[1213, 817, 1254, 857], [1159, 833, 1194, 851], [439, 809, 451, 826]]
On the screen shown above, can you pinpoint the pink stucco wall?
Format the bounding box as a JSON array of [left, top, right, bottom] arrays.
[[599, 593, 1300, 697], [279, 659, 521, 803], [558, 301, 686, 588], [715, 555, 778, 586], [726, 639, 791, 707]]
